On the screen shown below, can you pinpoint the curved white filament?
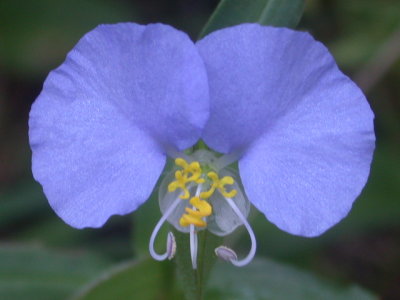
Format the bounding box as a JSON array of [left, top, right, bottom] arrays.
[[219, 196, 257, 267], [190, 224, 198, 269], [189, 183, 203, 269], [149, 196, 181, 261]]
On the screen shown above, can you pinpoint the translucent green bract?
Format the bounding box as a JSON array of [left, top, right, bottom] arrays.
[[158, 150, 250, 236]]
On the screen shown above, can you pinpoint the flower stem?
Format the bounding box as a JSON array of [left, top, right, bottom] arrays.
[[173, 228, 222, 300]]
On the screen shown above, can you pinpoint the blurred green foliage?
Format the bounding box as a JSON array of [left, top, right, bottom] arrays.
[[72, 259, 174, 300], [0, 0, 135, 78], [0, 245, 111, 300], [0, 0, 399, 299]]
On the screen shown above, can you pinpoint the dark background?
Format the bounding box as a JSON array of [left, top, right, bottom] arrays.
[[1, 0, 399, 299]]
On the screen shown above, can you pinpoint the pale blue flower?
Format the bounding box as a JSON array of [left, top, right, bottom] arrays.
[[29, 23, 375, 267]]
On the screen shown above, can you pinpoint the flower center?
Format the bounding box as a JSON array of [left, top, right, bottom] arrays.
[[167, 157, 238, 229], [149, 150, 257, 269]]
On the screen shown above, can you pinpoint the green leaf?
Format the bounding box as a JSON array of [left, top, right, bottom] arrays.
[[199, 0, 305, 38], [72, 258, 176, 300], [206, 258, 377, 300], [0, 179, 132, 259], [0, 244, 110, 300]]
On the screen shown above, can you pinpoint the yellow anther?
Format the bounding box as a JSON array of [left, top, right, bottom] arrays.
[[200, 171, 237, 199], [168, 171, 190, 199], [168, 158, 204, 199], [221, 188, 237, 198], [179, 196, 212, 227]]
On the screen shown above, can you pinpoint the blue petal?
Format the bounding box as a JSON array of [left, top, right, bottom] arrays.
[[197, 24, 375, 236], [29, 23, 209, 228]]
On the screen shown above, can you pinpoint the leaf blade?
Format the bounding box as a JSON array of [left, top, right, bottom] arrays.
[[0, 245, 110, 300], [72, 258, 173, 300], [206, 258, 377, 300], [199, 0, 305, 38]]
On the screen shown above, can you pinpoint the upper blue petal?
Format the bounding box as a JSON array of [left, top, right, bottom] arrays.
[[29, 23, 209, 228], [197, 24, 375, 236]]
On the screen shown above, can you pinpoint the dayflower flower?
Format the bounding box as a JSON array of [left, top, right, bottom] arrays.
[[29, 23, 375, 269]]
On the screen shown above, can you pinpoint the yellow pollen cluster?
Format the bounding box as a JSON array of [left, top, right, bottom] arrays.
[[179, 196, 212, 227], [168, 158, 204, 199], [200, 172, 237, 199], [168, 157, 237, 228]]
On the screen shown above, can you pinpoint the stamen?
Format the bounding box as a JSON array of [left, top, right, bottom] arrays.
[[179, 196, 212, 227], [149, 196, 181, 261], [175, 159, 204, 184], [188, 184, 202, 269], [168, 158, 204, 199], [190, 224, 198, 269], [166, 232, 176, 260], [215, 246, 238, 261], [168, 171, 190, 199], [156, 151, 250, 268], [199, 172, 218, 199], [200, 172, 237, 199], [216, 196, 257, 267]]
